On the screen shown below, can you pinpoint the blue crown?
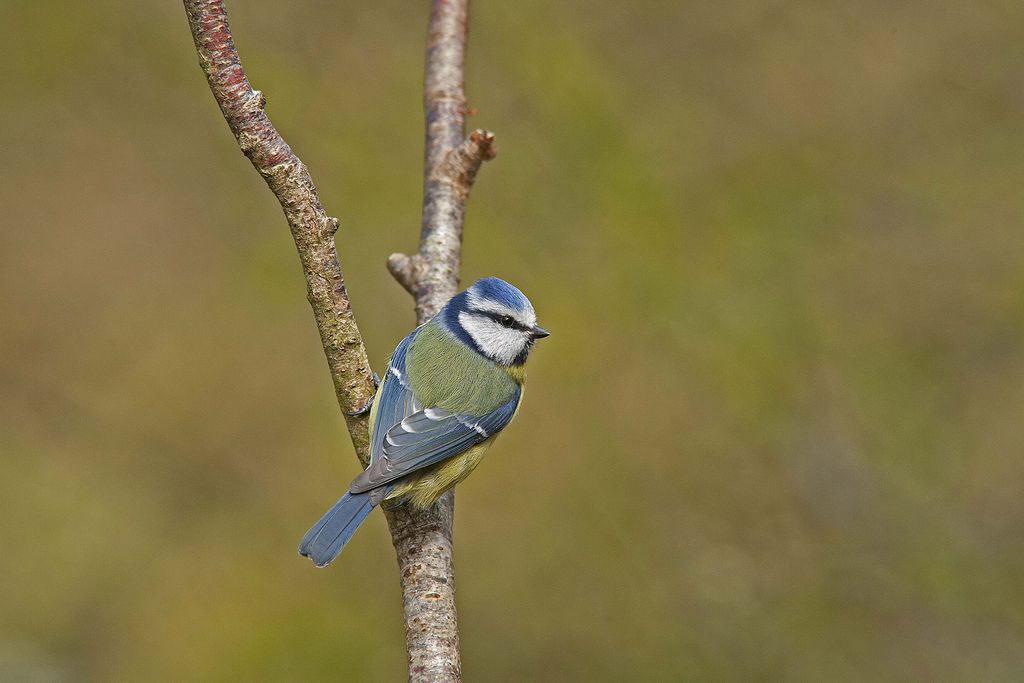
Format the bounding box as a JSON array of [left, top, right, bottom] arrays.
[[470, 277, 531, 311]]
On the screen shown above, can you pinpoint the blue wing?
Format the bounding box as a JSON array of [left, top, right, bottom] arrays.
[[367, 329, 422, 465], [350, 383, 521, 494]]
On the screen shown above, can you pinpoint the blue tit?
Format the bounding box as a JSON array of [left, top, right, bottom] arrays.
[[299, 277, 549, 567]]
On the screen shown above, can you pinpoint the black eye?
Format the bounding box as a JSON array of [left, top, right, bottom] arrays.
[[499, 315, 515, 328]]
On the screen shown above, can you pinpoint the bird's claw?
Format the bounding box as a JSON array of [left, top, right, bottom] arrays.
[[345, 372, 380, 416]]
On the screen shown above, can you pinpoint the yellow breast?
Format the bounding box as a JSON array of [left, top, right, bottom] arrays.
[[384, 437, 498, 509], [504, 363, 527, 384]]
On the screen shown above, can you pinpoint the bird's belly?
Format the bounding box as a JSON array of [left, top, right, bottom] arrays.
[[385, 438, 496, 509]]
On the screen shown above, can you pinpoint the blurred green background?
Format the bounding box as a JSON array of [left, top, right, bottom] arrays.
[[3, 0, 1023, 680]]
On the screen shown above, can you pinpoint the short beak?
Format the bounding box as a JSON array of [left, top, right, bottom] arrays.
[[530, 324, 550, 339]]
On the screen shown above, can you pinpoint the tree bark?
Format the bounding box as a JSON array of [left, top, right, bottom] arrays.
[[183, 1, 493, 680], [382, 2, 495, 679], [182, 0, 376, 463]]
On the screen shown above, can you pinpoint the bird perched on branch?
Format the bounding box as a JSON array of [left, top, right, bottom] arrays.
[[299, 277, 548, 567]]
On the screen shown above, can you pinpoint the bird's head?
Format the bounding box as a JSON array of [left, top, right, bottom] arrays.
[[441, 277, 549, 366]]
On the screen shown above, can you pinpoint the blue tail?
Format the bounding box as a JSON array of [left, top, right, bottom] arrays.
[[299, 490, 376, 567]]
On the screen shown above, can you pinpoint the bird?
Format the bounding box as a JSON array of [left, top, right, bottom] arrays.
[[299, 276, 549, 567]]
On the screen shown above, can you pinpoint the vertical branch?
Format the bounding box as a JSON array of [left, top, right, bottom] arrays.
[[185, 1, 494, 680], [385, 1, 496, 681], [182, 0, 376, 463]]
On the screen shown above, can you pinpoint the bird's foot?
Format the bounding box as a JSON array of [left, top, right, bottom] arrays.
[[345, 372, 380, 416]]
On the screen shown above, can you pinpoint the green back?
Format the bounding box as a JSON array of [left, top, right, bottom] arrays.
[[407, 321, 517, 414]]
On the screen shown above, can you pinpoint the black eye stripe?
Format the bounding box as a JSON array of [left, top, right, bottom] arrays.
[[471, 308, 530, 332]]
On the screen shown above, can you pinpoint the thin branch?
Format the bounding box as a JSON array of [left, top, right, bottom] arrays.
[[183, 0, 376, 463], [383, 1, 495, 681], [185, 1, 493, 680], [386, 252, 420, 297], [447, 129, 498, 193], [386, 129, 494, 298], [389, 3, 496, 325]]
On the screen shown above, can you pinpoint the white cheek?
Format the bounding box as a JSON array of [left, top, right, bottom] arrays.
[[459, 312, 526, 365]]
